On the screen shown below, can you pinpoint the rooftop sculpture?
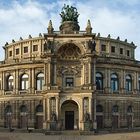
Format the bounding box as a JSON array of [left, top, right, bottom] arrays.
[[60, 4, 79, 23]]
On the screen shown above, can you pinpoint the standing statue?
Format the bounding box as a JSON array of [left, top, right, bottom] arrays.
[[84, 112, 90, 122], [51, 112, 57, 121], [88, 39, 96, 52], [60, 4, 79, 23]]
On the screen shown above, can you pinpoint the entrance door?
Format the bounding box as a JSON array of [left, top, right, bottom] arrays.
[[127, 115, 132, 128], [20, 116, 27, 128], [96, 115, 103, 129], [65, 111, 74, 130], [112, 116, 118, 129], [36, 116, 43, 129]]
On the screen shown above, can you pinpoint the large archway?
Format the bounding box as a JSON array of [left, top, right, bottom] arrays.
[[61, 100, 79, 130]]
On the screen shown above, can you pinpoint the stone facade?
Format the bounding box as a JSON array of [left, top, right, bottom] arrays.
[[0, 16, 139, 132]]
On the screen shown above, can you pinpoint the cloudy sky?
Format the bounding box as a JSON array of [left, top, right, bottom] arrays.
[[0, 0, 140, 60]]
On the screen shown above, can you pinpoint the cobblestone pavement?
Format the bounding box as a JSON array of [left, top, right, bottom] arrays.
[[0, 132, 140, 140]]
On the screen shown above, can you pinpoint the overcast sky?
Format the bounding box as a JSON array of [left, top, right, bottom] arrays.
[[0, 0, 140, 60]]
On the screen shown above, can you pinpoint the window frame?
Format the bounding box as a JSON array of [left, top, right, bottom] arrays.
[[101, 44, 106, 52], [7, 75, 14, 91], [111, 46, 115, 53], [125, 75, 132, 92], [23, 46, 28, 53], [111, 73, 119, 92], [21, 74, 29, 90], [16, 48, 20, 55], [36, 73, 44, 91], [65, 77, 74, 88], [33, 45, 38, 52], [96, 72, 103, 90]]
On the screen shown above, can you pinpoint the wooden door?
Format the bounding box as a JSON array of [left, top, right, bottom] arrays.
[[65, 111, 74, 130], [112, 116, 118, 129], [36, 116, 43, 129], [96, 115, 103, 129], [20, 116, 27, 128]]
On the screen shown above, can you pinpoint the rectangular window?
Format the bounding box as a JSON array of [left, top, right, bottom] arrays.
[[127, 50, 130, 56], [9, 51, 12, 57], [24, 46, 28, 53], [16, 48, 19, 55], [33, 45, 38, 52], [120, 48, 123, 54], [101, 44, 106, 51], [111, 46, 115, 53], [65, 77, 74, 87]]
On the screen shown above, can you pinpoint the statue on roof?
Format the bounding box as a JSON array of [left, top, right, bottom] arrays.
[[60, 4, 79, 23]]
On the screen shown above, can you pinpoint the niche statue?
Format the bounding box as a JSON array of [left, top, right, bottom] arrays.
[[51, 112, 57, 121], [84, 112, 90, 122]]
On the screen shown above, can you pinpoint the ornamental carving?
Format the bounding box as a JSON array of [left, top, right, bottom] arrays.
[[57, 65, 82, 77], [58, 43, 81, 60]]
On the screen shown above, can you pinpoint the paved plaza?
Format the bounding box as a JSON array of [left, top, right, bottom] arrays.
[[0, 132, 140, 140]]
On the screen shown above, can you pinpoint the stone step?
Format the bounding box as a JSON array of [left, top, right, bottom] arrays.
[[61, 130, 80, 135]]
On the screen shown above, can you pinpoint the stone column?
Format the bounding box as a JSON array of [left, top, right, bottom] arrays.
[[80, 98, 84, 130], [89, 97, 92, 120], [53, 59, 57, 86], [120, 70, 124, 94], [14, 70, 16, 94], [44, 63, 47, 89], [56, 97, 59, 120], [43, 98, 47, 129], [136, 72, 139, 92], [32, 68, 35, 94], [133, 72, 137, 94], [88, 61, 91, 85], [123, 70, 126, 94], [47, 97, 50, 130], [93, 59, 96, 90], [47, 98, 50, 120], [93, 97, 97, 130], [108, 69, 111, 93], [29, 69, 32, 94], [104, 68, 108, 93], [82, 62, 85, 85], [2, 72, 5, 95], [47, 59, 51, 88]]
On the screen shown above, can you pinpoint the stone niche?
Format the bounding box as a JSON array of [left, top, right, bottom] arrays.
[[59, 21, 80, 34]]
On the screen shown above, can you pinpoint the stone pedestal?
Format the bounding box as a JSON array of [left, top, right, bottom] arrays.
[[50, 121, 57, 131], [59, 21, 80, 34], [84, 121, 92, 131]]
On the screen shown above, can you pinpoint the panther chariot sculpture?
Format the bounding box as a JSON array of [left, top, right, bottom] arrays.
[[59, 4, 80, 34]]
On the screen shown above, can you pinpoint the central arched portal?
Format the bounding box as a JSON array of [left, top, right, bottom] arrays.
[[61, 100, 79, 130]]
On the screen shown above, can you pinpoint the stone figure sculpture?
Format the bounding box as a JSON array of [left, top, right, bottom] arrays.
[[60, 4, 79, 23]]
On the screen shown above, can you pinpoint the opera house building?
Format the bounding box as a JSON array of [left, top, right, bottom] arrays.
[[0, 5, 139, 132]]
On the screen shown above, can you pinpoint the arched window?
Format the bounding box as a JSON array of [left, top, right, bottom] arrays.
[[5, 105, 12, 114], [138, 76, 140, 92], [111, 73, 118, 92], [96, 72, 103, 90], [36, 73, 44, 90], [126, 75, 132, 91], [36, 105, 43, 112], [96, 105, 103, 112], [127, 106, 132, 113], [20, 105, 27, 113], [112, 105, 119, 113], [21, 74, 28, 90], [7, 75, 13, 91]]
